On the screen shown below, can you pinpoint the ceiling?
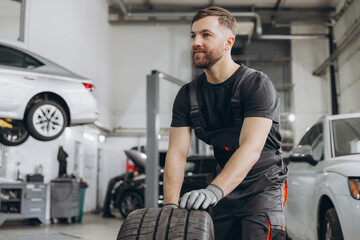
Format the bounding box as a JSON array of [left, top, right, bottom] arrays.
[[109, 0, 340, 9], [107, 0, 341, 25]]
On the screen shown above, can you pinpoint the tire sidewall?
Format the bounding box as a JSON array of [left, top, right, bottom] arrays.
[[119, 192, 144, 218], [0, 122, 30, 146], [321, 208, 344, 240], [25, 100, 67, 141]]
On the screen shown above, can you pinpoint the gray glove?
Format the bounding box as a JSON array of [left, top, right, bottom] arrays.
[[179, 185, 223, 210], [162, 203, 178, 209]]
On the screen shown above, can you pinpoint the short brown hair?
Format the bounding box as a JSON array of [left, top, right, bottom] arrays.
[[192, 6, 237, 36]]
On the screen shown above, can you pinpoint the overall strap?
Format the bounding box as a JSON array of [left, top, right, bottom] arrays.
[[189, 79, 210, 144], [231, 67, 258, 127]]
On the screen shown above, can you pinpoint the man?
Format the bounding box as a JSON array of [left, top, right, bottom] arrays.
[[163, 6, 288, 240]]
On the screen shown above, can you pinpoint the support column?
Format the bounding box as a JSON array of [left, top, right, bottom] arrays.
[[145, 71, 160, 208]]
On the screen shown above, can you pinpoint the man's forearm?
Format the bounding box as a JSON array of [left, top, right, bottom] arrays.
[[211, 144, 261, 196], [163, 156, 186, 205]]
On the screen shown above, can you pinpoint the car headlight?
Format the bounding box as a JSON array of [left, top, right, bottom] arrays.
[[348, 177, 360, 200]]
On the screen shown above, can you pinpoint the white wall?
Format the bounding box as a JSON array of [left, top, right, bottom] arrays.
[[0, 0, 21, 41], [111, 24, 192, 129], [25, 0, 115, 131], [291, 23, 331, 143], [333, 0, 360, 113]]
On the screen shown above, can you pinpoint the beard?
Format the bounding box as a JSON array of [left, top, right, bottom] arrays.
[[192, 47, 223, 69]]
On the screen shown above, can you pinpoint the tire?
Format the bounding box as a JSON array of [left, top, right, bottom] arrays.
[[117, 208, 214, 240], [0, 121, 29, 146], [118, 192, 144, 219], [321, 208, 344, 240], [25, 100, 67, 141]]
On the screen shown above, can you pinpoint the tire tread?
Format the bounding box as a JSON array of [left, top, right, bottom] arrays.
[[117, 208, 214, 240]]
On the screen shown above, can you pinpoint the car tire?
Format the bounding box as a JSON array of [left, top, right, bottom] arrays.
[[0, 121, 29, 146], [321, 208, 344, 240], [118, 192, 144, 219], [117, 208, 214, 240], [25, 100, 67, 141]]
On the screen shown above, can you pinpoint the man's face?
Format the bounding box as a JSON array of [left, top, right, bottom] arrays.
[[191, 16, 229, 69]]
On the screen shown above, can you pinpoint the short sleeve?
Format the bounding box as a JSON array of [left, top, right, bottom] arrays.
[[242, 73, 280, 123], [170, 84, 192, 127]]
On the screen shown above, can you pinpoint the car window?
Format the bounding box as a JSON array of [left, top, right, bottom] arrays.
[[311, 134, 324, 160], [0, 45, 44, 69], [299, 123, 324, 160], [332, 117, 360, 157]]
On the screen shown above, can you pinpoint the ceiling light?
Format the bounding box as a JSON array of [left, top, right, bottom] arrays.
[[99, 135, 106, 142], [236, 21, 255, 36]]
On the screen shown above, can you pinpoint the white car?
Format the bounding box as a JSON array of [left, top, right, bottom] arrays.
[[0, 41, 98, 146], [285, 113, 360, 240]]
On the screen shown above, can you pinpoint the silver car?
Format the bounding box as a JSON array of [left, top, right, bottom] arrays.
[[0, 41, 98, 146], [285, 113, 360, 240]]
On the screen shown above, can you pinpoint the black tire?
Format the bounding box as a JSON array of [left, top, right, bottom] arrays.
[[117, 208, 214, 240], [25, 100, 67, 141], [0, 120, 29, 146], [118, 192, 144, 219], [321, 208, 344, 240]]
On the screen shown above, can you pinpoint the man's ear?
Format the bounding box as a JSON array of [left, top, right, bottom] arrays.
[[224, 36, 235, 50]]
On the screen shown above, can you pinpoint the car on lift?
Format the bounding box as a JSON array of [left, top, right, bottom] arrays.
[[285, 113, 360, 240], [0, 40, 98, 146], [111, 150, 217, 218]]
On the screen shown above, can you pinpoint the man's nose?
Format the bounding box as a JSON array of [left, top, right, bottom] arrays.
[[192, 36, 202, 46]]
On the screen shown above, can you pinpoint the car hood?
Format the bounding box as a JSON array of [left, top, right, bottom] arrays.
[[125, 150, 147, 172], [324, 158, 360, 177]]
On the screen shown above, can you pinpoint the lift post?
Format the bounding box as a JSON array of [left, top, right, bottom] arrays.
[[146, 70, 185, 208]]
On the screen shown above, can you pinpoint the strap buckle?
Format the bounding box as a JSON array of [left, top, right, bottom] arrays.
[[190, 108, 203, 127]]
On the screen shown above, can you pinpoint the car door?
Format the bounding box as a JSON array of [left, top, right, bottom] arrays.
[[0, 45, 43, 117], [286, 123, 324, 239]]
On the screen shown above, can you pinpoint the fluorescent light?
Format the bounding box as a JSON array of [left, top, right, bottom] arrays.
[[83, 132, 95, 141], [236, 22, 255, 36]]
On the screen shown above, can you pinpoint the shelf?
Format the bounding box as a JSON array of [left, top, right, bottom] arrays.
[[1, 199, 21, 203]]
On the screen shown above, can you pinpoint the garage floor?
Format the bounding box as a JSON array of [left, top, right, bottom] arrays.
[[0, 213, 124, 240]]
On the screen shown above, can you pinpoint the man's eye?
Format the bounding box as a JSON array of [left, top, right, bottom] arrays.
[[203, 33, 211, 37], [190, 34, 196, 39]]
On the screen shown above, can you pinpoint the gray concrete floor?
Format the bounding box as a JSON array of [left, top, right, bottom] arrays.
[[0, 213, 124, 240]]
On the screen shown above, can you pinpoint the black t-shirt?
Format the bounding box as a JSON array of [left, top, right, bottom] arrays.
[[171, 65, 281, 153]]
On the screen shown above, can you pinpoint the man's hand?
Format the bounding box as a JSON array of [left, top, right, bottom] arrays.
[[179, 185, 223, 210]]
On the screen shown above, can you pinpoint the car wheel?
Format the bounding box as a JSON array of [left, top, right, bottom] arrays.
[[25, 100, 67, 141], [117, 208, 214, 240], [0, 121, 29, 146], [321, 208, 344, 240], [118, 192, 144, 218]]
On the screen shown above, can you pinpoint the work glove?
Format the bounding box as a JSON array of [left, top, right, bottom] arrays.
[[162, 203, 178, 209], [179, 184, 223, 210]]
